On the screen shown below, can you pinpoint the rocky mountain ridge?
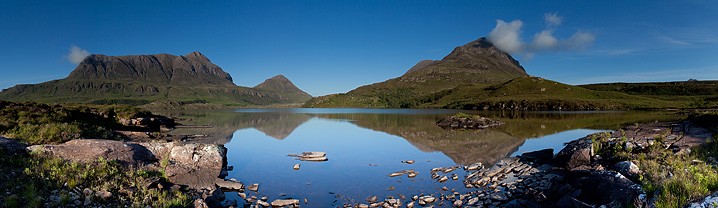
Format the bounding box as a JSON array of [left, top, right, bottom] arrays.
[[0, 52, 313, 108]]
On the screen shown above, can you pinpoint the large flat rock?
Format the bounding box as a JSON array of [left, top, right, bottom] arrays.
[[28, 139, 226, 190]]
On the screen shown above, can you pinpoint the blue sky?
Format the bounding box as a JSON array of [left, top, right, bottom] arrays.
[[1, 1, 716, 96]]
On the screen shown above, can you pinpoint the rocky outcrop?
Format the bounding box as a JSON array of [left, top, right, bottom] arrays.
[[0, 52, 314, 108], [67, 52, 234, 86], [436, 114, 504, 129], [554, 138, 594, 170], [343, 120, 713, 208], [28, 139, 226, 189]]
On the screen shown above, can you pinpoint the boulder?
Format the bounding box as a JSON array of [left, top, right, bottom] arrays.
[[520, 148, 554, 164], [28, 139, 226, 190], [614, 161, 640, 179], [555, 138, 593, 169], [688, 191, 718, 208], [26, 139, 155, 165], [563, 170, 645, 207]]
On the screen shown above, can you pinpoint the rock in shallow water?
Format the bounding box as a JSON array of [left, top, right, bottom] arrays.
[[436, 115, 504, 129], [215, 178, 244, 191], [247, 183, 259, 192], [271, 199, 300, 207]]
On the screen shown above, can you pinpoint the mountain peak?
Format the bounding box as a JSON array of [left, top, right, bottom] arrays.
[[66, 52, 234, 85], [268, 75, 290, 81], [184, 51, 211, 62], [254, 74, 312, 102], [439, 37, 526, 75], [463, 37, 494, 49], [255, 75, 295, 89]]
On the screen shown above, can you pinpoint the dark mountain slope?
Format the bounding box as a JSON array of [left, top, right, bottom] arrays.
[[0, 52, 312, 108]]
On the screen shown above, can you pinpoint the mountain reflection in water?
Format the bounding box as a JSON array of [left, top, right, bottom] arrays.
[[161, 109, 680, 165]]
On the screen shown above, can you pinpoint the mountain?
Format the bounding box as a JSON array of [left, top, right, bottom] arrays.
[[66, 52, 234, 86], [303, 37, 687, 110], [0, 52, 312, 108], [254, 75, 313, 102], [303, 37, 530, 108]]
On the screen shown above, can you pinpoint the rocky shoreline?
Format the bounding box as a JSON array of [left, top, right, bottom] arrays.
[[332, 120, 715, 208], [2, 117, 717, 207]]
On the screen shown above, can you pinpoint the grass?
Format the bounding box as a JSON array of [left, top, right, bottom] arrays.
[[304, 77, 692, 110], [0, 101, 186, 145], [580, 80, 718, 109], [587, 112, 718, 207], [0, 101, 153, 144], [0, 150, 192, 207]]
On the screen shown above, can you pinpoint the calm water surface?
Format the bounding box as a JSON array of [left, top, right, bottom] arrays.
[[164, 109, 680, 207]]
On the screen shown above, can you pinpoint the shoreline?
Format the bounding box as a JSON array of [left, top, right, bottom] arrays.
[[1, 108, 717, 207]]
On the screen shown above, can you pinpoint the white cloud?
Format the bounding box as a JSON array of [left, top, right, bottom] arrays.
[[66, 45, 90, 64], [544, 13, 562, 27], [487, 20, 524, 54], [531, 30, 559, 51], [487, 13, 595, 57], [564, 31, 595, 50]]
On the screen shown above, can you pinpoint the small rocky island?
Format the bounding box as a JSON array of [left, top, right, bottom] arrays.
[[437, 113, 504, 130]]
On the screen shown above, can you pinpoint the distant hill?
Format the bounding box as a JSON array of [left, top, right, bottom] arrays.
[[424, 77, 682, 110], [254, 75, 313, 103], [0, 52, 312, 108], [303, 37, 529, 108], [303, 37, 690, 110], [580, 80, 718, 109], [580, 80, 718, 96]]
